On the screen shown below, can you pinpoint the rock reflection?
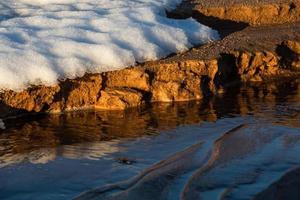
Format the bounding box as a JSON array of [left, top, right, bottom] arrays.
[[60, 142, 120, 160], [0, 79, 299, 168]]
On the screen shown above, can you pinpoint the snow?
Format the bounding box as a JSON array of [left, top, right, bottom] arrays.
[[0, 119, 5, 130], [0, 0, 219, 91]]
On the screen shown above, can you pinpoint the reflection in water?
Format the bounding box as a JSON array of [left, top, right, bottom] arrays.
[[1, 79, 299, 167], [0, 79, 299, 200]]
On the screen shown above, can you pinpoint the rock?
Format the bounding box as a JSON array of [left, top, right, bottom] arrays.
[[149, 60, 218, 102], [116, 157, 137, 165], [63, 74, 102, 111], [285, 40, 300, 54], [283, 40, 300, 70], [151, 81, 193, 102], [96, 88, 143, 110], [174, 0, 300, 26], [105, 67, 150, 91], [234, 51, 279, 81], [0, 119, 5, 130], [1, 86, 59, 113], [0, 20, 299, 116], [277, 40, 300, 71]]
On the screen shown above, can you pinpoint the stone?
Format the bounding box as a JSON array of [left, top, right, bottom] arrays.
[[105, 67, 150, 91], [176, 0, 300, 26], [285, 40, 300, 54], [282, 40, 300, 70], [64, 74, 102, 110], [152, 81, 191, 102], [96, 88, 143, 110], [1, 86, 59, 113], [1, 16, 300, 117]]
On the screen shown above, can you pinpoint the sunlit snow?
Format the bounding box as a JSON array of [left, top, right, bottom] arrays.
[[0, 0, 219, 91]]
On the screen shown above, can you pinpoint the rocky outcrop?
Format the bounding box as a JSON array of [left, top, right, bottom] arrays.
[[172, 0, 300, 26], [0, 1, 300, 118], [148, 59, 218, 102], [0, 39, 299, 117], [233, 51, 280, 81]]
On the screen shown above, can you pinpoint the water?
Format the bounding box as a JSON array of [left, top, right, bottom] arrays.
[[0, 79, 299, 200]]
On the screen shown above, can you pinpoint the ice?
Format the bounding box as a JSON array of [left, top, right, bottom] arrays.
[[0, 0, 219, 91]]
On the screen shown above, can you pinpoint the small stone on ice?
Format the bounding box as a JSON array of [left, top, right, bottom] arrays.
[[0, 119, 5, 130]]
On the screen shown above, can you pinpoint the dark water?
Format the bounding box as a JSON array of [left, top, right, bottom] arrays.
[[0, 79, 299, 200]]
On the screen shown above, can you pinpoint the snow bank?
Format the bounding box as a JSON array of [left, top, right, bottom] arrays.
[[0, 119, 5, 129], [0, 0, 219, 91]]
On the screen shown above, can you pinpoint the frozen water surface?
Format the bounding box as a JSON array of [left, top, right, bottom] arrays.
[[0, 0, 219, 91]]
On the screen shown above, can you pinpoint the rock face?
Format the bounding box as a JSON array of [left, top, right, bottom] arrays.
[[282, 40, 300, 70], [234, 51, 280, 81], [96, 88, 144, 110], [0, 1, 300, 118], [149, 60, 218, 102], [1, 39, 299, 117], [173, 0, 300, 26]]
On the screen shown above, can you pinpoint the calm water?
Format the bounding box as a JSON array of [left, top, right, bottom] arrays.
[[0, 79, 299, 200]]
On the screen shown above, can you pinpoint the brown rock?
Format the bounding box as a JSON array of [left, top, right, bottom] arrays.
[[281, 40, 300, 70], [285, 40, 300, 54], [96, 88, 143, 110], [63, 74, 102, 110], [1, 86, 59, 113], [0, 21, 299, 116], [151, 81, 194, 102], [237, 52, 252, 73], [234, 51, 280, 81], [105, 67, 150, 91], [150, 63, 185, 82], [174, 0, 300, 26]]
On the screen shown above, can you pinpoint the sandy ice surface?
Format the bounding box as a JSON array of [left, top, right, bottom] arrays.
[[0, 0, 219, 91]]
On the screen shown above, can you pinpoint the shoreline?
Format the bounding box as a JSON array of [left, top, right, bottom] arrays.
[[0, 0, 300, 118]]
